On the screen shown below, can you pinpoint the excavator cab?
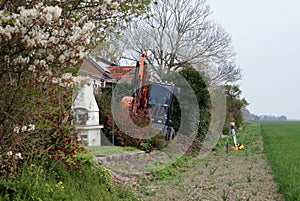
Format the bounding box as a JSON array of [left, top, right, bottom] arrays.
[[147, 82, 176, 140]]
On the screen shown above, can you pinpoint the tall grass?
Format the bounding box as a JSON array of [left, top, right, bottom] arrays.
[[0, 155, 137, 201], [261, 121, 300, 201]]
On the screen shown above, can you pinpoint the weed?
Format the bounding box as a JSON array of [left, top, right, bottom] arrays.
[[209, 166, 218, 175], [227, 180, 234, 187], [192, 185, 203, 189], [246, 175, 252, 182], [147, 154, 195, 180], [222, 189, 229, 201], [252, 188, 258, 196], [139, 186, 156, 196]]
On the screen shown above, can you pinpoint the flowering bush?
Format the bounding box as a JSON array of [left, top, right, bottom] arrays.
[[0, 0, 150, 179], [50, 136, 87, 169]]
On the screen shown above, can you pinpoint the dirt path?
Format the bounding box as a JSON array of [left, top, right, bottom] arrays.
[[111, 124, 284, 201], [135, 149, 283, 200]]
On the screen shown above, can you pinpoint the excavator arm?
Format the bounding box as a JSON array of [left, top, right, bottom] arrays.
[[132, 53, 149, 114], [122, 54, 150, 114]]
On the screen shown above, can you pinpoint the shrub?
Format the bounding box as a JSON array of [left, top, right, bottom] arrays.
[[0, 78, 76, 179], [170, 67, 211, 141], [0, 155, 137, 201]]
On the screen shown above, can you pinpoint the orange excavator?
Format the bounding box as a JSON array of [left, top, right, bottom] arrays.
[[121, 54, 176, 140]]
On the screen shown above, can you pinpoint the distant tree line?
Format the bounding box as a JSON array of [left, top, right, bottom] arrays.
[[250, 114, 287, 121], [242, 108, 287, 121]]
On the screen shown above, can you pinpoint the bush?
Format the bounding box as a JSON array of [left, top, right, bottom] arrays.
[[170, 67, 211, 141], [0, 74, 78, 179], [138, 133, 165, 153], [0, 155, 137, 201]]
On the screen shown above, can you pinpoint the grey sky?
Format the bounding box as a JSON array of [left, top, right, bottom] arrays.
[[207, 0, 300, 119]]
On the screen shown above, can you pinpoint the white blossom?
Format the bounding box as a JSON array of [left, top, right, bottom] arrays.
[[13, 126, 20, 134], [1, 1, 121, 90], [15, 153, 23, 160], [27, 124, 36, 132], [38, 76, 47, 83], [45, 13, 53, 23], [72, 76, 90, 85], [62, 73, 72, 80], [52, 77, 59, 84], [58, 54, 66, 63], [82, 21, 95, 32], [47, 54, 55, 62], [28, 65, 36, 71], [7, 151, 13, 156], [21, 126, 27, 132], [46, 6, 62, 20], [13, 55, 30, 65], [4, 55, 10, 62], [40, 60, 46, 67]]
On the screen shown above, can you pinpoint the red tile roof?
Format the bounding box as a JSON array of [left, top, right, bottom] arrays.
[[107, 66, 136, 82]]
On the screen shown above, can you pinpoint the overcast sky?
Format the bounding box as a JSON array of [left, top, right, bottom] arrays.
[[206, 0, 300, 119]]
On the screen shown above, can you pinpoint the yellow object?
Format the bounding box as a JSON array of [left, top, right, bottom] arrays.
[[230, 146, 238, 151], [230, 121, 235, 126], [238, 143, 244, 150], [230, 143, 244, 151]]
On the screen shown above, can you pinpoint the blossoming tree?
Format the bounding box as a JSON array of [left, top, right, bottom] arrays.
[[0, 0, 150, 178]]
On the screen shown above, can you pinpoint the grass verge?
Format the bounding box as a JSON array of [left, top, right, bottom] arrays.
[[261, 121, 300, 201], [0, 151, 138, 201], [87, 146, 137, 156]]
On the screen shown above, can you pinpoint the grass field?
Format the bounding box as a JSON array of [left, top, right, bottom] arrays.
[[261, 121, 300, 201]]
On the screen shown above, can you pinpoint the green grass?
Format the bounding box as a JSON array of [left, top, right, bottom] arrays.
[[261, 121, 300, 201], [216, 122, 263, 156], [142, 151, 199, 181], [0, 146, 139, 201], [86, 146, 137, 156], [0, 157, 138, 201]]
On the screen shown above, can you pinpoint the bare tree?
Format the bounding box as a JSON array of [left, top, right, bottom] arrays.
[[119, 0, 241, 84]]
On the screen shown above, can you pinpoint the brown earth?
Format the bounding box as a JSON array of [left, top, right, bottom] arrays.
[[109, 125, 284, 201]]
